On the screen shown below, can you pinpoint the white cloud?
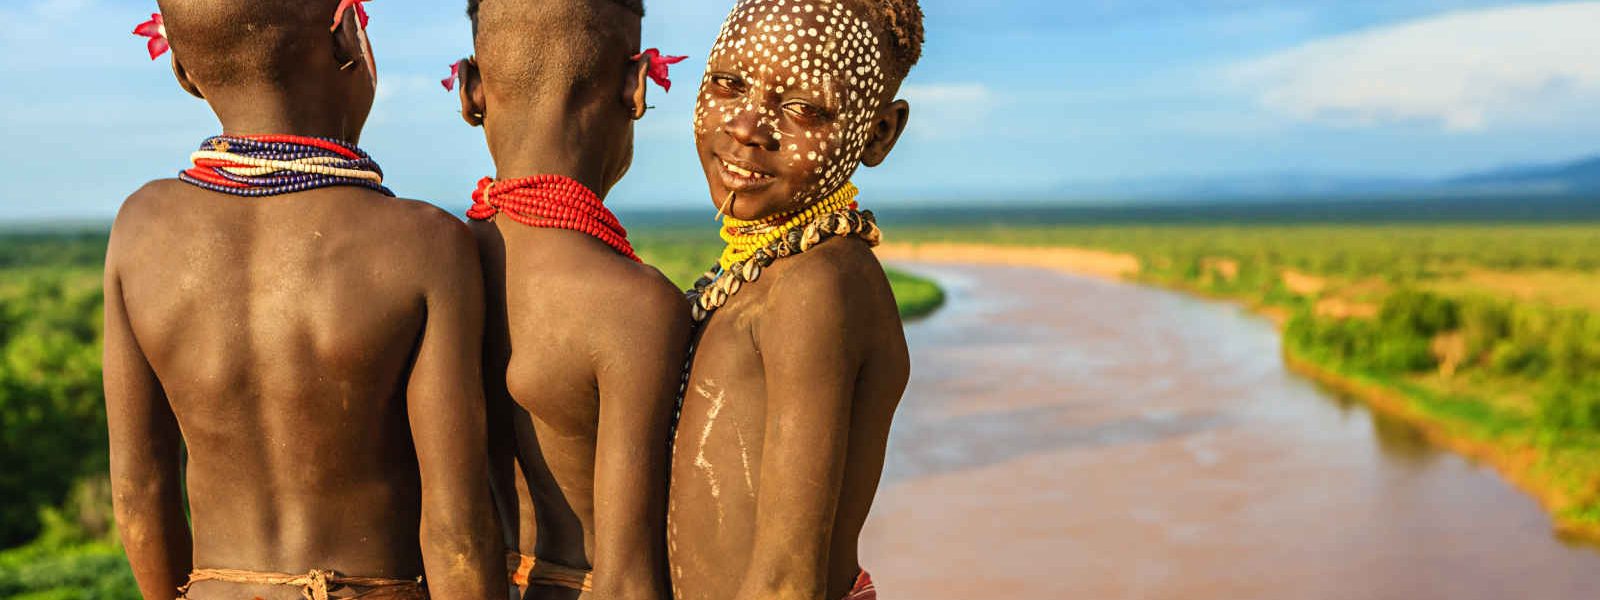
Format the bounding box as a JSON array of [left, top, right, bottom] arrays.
[[1229, 2, 1600, 132], [899, 83, 993, 140]]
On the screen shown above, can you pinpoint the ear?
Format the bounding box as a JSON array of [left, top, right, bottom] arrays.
[[458, 57, 487, 127], [330, 8, 372, 81], [623, 54, 651, 120], [860, 99, 910, 168], [171, 55, 204, 99]]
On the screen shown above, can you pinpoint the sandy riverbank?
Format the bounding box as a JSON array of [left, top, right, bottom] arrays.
[[875, 242, 1140, 281]]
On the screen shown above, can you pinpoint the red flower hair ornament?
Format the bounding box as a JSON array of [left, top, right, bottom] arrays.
[[634, 49, 688, 92], [133, 13, 168, 60], [330, 0, 371, 32], [442, 61, 460, 92], [135, 3, 375, 75]]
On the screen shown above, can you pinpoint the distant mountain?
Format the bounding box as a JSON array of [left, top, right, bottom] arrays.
[[1448, 155, 1600, 193], [1051, 171, 1432, 202], [1048, 154, 1600, 202]]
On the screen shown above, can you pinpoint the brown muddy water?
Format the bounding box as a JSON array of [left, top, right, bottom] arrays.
[[859, 263, 1600, 600]]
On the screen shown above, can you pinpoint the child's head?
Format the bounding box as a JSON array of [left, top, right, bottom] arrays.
[[694, 0, 923, 220], [458, 0, 652, 193], [156, 0, 376, 139]]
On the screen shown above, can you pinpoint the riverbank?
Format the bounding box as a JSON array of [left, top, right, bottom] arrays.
[[1281, 350, 1600, 542], [879, 239, 1600, 541]]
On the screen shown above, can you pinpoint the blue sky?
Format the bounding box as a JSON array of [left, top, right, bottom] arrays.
[[2, 0, 1598, 221]]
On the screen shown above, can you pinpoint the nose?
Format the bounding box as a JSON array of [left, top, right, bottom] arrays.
[[721, 105, 780, 152]]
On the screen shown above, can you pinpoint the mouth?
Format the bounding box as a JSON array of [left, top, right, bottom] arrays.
[[715, 155, 776, 192]]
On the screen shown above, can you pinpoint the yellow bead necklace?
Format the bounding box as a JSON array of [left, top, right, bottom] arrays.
[[717, 182, 859, 272]]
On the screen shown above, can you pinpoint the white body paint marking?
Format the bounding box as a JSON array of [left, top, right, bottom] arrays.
[[693, 380, 728, 524]]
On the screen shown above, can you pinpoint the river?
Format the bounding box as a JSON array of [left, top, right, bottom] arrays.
[[859, 263, 1600, 600]]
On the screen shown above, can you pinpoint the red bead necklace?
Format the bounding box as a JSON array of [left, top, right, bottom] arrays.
[[466, 175, 640, 262]]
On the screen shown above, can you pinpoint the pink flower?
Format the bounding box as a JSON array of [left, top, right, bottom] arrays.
[[331, 0, 371, 32], [442, 61, 459, 92], [633, 48, 689, 92], [133, 13, 168, 60]]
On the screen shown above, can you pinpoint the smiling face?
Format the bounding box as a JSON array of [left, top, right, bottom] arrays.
[[694, 0, 893, 220]]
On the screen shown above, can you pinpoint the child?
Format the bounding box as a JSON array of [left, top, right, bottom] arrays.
[[106, 2, 503, 598], [452, 0, 690, 598], [668, 0, 922, 599]]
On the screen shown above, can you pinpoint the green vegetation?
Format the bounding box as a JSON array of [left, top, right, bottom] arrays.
[[0, 229, 942, 596], [899, 222, 1600, 535], [884, 270, 945, 320], [0, 541, 139, 600], [0, 234, 121, 597]]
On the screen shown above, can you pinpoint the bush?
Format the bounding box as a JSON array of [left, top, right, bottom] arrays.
[[0, 541, 138, 600], [1458, 299, 1510, 360], [1379, 289, 1458, 337], [1537, 380, 1600, 433], [1488, 341, 1547, 376], [0, 271, 107, 547], [1370, 335, 1436, 373]]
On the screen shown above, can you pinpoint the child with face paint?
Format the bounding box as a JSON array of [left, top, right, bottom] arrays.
[[452, 1, 689, 598], [106, 2, 504, 598], [668, 1, 923, 599]]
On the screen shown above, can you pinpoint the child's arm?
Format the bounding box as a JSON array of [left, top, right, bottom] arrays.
[[591, 284, 691, 599], [103, 221, 193, 599], [405, 221, 508, 599], [738, 264, 870, 600]]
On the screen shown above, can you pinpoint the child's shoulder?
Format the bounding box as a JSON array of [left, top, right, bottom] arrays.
[[109, 179, 191, 245], [597, 258, 691, 323], [563, 257, 690, 357], [372, 196, 469, 234], [765, 236, 894, 315], [115, 178, 187, 217], [372, 196, 480, 271]]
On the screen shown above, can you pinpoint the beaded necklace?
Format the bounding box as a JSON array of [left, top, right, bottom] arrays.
[[690, 183, 879, 323], [717, 182, 859, 272], [180, 135, 393, 197], [466, 175, 640, 262]]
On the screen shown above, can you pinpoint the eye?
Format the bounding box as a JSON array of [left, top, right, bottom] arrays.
[[708, 74, 745, 96], [782, 100, 828, 122]]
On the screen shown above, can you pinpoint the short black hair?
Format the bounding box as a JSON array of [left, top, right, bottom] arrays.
[[467, 0, 644, 101], [157, 0, 340, 89], [862, 0, 924, 82], [468, 0, 643, 22]]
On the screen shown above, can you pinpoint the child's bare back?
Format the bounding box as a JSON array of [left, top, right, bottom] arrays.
[[105, 2, 503, 598], [458, 1, 686, 597], [108, 183, 464, 592], [107, 182, 486, 599]]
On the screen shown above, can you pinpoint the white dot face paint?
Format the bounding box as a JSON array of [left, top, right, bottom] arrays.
[[693, 0, 890, 220]]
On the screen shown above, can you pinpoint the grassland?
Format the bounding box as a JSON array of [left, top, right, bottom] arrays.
[[891, 222, 1600, 538]]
